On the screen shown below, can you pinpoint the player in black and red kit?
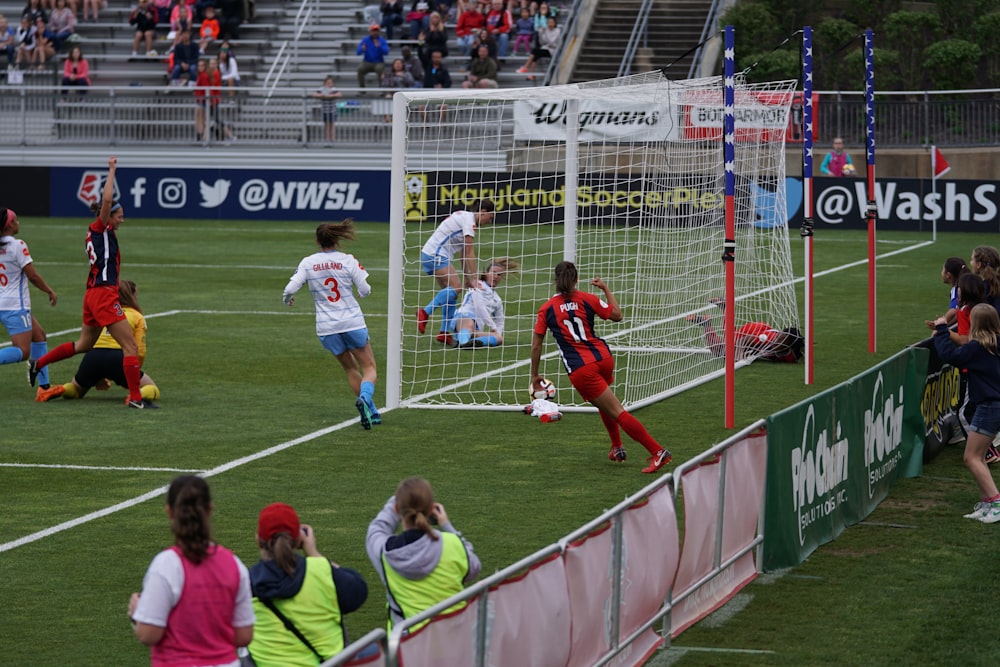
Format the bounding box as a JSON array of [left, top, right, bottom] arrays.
[[529, 261, 672, 473], [28, 156, 148, 408]]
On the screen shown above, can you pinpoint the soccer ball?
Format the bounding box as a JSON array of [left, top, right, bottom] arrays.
[[529, 377, 556, 401], [842, 163, 856, 176]]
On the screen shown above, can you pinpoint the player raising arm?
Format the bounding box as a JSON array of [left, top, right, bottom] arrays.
[[28, 156, 147, 408], [530, 261, 672, 473]]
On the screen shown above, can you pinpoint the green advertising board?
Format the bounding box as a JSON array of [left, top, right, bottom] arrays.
[[763, 347, 928, 571]]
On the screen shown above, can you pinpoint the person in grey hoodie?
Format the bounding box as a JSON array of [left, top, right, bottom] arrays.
[[365, 476, 481, 631]]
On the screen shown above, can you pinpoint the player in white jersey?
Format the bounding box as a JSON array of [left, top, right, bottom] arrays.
[[0, 208, 58, 388], [283, 219, 381, 430], [416, 199, 496, 344], [450, 257, 518, 348]]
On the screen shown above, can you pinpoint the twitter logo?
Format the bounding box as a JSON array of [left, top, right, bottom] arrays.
[[199, 179, 231, 208]]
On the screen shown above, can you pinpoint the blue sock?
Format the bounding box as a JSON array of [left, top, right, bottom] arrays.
[[31, 341, 49, 386], [360, 381, 375, 406], [0, 347, 23, 365], [456, 329, 472, 346], [480, 335, 499, 347], [440, 289, 457, 332], [428, 286, 456, 313]]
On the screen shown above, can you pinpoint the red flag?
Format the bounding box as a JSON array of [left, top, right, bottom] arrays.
[[932, 145, 951, 180]]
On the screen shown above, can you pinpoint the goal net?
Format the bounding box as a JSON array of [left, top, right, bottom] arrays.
[[385, 72, 799, 411]]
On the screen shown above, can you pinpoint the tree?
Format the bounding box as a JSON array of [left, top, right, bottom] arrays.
[[719, 1, 782, 73], [883, 10, 944, 89], [973, 12, 1000, 87], [814, 17, 862, 90], [923, 39, 983, 90]]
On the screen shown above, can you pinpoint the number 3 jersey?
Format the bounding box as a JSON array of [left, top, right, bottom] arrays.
[[534, 290, 613, 374], [0, 235, 33, 311], [284, 250, 371, 336]]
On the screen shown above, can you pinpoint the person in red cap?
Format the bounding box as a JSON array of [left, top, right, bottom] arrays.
[[245, 502, 369, 666], [356, 22, 389, 88]]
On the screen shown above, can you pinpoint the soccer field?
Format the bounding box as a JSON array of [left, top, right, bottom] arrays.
[[0, 218, 988, 665]]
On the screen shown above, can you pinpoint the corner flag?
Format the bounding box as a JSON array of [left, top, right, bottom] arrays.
[[932, 145, 951, 180]]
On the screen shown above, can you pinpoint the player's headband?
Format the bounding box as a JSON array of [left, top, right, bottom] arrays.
[[109, 203, 122, 214], [2, 208, 14, 229]]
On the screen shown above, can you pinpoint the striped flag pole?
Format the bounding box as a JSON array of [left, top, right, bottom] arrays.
[[802, 26, 815, 385], [864, 30, 877, 353], [724, 24, 736, 429]]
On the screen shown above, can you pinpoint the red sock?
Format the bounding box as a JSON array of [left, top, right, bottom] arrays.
[[38, 341, 75, 369], [123, 355, 142, 402], [616, 411, 662, 456], [600, 411, 623, 448]]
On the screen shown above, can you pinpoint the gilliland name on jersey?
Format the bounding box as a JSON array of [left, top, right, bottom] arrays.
[[312, 261, 344, 271]]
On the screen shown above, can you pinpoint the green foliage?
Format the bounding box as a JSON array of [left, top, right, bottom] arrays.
[[743, 49, 801, 84], [843, 47, 901, 89], [719, 1, 781, 72], [844, 0, 902, 32], [760, 0, 821, 35], [973, 12, 1000, 86], [814, 17, 862, 90], [924, 39, 984, 90], [884, 10, 945, 89], [935, 0, 1000, 36]]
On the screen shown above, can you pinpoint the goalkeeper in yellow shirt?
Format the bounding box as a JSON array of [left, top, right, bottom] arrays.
[[36, 280, 160, 407]]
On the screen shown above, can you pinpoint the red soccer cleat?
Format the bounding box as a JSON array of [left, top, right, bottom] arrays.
[[608, 446, 627, 462], [436, 332, 453, 346], [416, 308, 429, 334], [641, 448, 672, 473]]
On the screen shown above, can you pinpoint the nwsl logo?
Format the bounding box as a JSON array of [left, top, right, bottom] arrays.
[[77, 171, 120, 209]]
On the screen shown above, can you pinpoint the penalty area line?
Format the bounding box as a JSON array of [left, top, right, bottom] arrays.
[[0, 463, 206, 473], [0, 412, 389, 554]]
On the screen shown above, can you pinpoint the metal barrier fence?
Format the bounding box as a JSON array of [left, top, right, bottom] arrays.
[[1, 85, 998, 148], [317, 421, 768, 667]]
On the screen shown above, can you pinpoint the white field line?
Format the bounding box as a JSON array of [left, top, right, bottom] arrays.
[[0, 463, 207, 472], [0, 238, 933, 553], [0, 416, 371, 553]]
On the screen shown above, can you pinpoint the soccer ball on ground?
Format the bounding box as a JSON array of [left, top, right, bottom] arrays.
[[529, 377, 556, 401]]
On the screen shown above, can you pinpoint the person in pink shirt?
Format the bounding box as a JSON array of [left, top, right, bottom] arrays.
[[128, 475, 255, 667], [61, 45, 89, 93]]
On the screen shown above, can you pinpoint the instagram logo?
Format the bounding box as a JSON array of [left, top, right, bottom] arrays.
[[158, 178, 187, 209]]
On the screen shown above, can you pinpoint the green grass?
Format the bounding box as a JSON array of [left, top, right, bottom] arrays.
[[0, 218, 989, 666]]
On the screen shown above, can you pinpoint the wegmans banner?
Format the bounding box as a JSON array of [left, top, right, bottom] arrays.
[[763, 348, 928, 570]]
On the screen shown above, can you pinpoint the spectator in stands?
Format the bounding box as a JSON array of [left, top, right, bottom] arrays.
[[313, 74, 341, 144], [379, 0, 404, 40], [356, 23, 389, 89], [129, 0, 158, 57], [193, 0, 214, 22], [454, 2, 485, 56], [417, 10, 447, 69], [168, 2, 193, 52], [0, 16, 16, 68], [33, 16, 54, 64], [206, 56, 235, 142], [152, 0, 171, 24], [405, 0, 430, 41], [485, 0, 510, 59], [511, 6, 533, 55], [468, 28, 496, 67], [215, 0, 244, 40], [14, 15, 41, 70], [218, 40, 239, 93], [128, 476, 255, 663], [61, 44, 89, 92], [21, 0, 46, 25], [517, 14, 558, 80], [365, 476, 481, 632], [532, 0, 555, 31], [422, 49, 450, 88], [462, 43, 497, 88], [198, 4, 219, 54], [245, 503, 369, 667], [81, 0, 99, 22], [399, 45, 423, 87], [193, 58, 209, 139], [46, 0, 74, 52], [170, 28, 199, 84]]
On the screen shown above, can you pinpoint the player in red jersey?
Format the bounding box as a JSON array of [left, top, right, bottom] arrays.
[[529, 261, 672, 473], [28, 156, 148, 408], [687, 298, 803, 363]]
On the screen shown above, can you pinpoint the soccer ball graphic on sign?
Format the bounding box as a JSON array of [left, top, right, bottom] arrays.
[[529, 378, 556, 401]]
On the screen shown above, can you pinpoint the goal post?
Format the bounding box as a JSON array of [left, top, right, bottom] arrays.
[[386, 73, 799, 412]]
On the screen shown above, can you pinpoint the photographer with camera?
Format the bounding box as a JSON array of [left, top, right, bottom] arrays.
[[245, 503, 369, 666], [365, 477, 481, 632]]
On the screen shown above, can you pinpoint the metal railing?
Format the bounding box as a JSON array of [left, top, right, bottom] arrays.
[[1, 84, 998, 148], [618, 0, 656, 77], [262, 0, 319, 97], [688, 0, 725, 79]]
